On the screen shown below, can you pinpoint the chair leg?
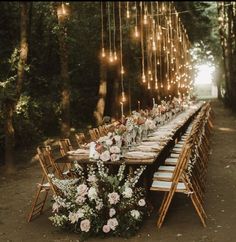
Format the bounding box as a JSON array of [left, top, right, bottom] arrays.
[[27, 185, 49, 222], [190, 193, 207, 227]]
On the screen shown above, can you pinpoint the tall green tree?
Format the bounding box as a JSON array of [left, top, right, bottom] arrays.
[[4, 2, 30, 171]]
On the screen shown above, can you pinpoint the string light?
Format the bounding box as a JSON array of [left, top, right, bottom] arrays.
[[134, 2, 139, 38], [119, 2, 126, 102], [126, 2, 130, 19], [107, 2, 113, 63], [100, 2, 106, 58], [112, 2, 117, 62]]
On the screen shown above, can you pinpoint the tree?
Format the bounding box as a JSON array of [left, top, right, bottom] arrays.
[[217, 2, 236, 109], [57, 3, 71, 137], [4, 2, 30, 172]]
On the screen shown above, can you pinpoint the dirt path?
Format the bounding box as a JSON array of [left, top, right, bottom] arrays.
[[1, 100, 236, 242]]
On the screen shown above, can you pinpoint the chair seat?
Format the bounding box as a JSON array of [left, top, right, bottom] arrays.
[[150, 180, 186, 192], [170, 153, 179, 158], [175, 143, 184, 148], [172, 147, 182, 153], [165, 157, 178, 165], [158, 165, 176, 171], [153, 172, 173, 180]]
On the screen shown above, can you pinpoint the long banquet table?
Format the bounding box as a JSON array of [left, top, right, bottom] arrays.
[[55, 101, 205, 188]]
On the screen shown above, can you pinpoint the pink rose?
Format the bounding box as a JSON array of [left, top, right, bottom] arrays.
[[76, 195, 86, 205], [80, 219, 91, 232], [110, 153, 120, 162], [110, 145, 121, 154], [100, 150, 111, 162], [108, 192, 120, 205], [107, 218, 118, 230], [77, 184, 88, 196], [102, 224, 111, 233]]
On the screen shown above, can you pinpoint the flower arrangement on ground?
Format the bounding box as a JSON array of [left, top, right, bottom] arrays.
[[49, 161, 147, 240]]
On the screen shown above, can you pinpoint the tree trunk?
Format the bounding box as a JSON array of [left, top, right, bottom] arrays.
[[4, 2, 29, 172], [57, 5, 70, 137], [94, 59, 107, 125], [4, 102, 15, 172]]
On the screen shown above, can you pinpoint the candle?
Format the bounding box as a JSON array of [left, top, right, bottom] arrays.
[[152, 98, 155, 108], [138, 100, 140, 111], [120, 102, 124, 123]]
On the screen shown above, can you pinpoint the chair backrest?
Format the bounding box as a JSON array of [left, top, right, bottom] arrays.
[[89, 128, 100, 141], [36, 146, 59, 194], [59, 138, 73, 156], [75, 132, 86, 147]]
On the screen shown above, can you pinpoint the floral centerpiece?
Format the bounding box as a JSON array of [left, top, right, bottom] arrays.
[[89, 132, 123, 162], [49, 162, 147, 240]]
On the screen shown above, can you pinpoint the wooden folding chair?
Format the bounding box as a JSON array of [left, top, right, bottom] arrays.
[[89, 128, 100, 141], [27, 146, 59, 222], [59, 138, 78, 177], [75, 132, 86, 148]]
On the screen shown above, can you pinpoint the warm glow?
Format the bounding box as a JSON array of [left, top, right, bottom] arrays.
[[121, 92, 126, 102], [134, 26, 139, 38], [144, 15, 147, 25], [114, 51, 117, 61], [101, 48, 106, 58], [142, 73, 146, 83], [121, 66, 125, 74], [195, 63, 215, 85]]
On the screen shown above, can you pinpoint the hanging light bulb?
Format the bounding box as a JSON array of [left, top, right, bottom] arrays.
[[144, 14, 148, 25], [121, 66, 125, 74], [152, 41, 156, 51], [142, 73, 146, 83], [134, 26, 139, 38], [101, 47, 106, 58], [109, 51, 114, 63], [127, 10, 130, 19], [147, 82, 151, 89], [155, 82, 158, 90], [114, 51, 117, 61], [121, 91, 126, 102], [126, 2, 130, 19], [161, 83, 163, 88]]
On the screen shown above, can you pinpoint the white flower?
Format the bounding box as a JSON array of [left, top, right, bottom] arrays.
[[105, 139, 113, 146], [138, 199, 146, 207], [107, 132, 113, 138], [68, 212, 79, 224], [100, 150, 111, 162], [122, 187, 133, 198], [107, 218, 118, 230], [110, 153, 120, 162], [114, 135, 121, 142], [95, 201, 103, 211], [103, 224, 111, 233], [108, 192, 120, 205], [77, 208, 85, 219], [110, 145, 121, 154], [75, 195, 86, 205], [52, 202, 60, 213], [88, 187, 97, 200], [109, 208, 116, 217], [130, 210, 140, 220], [93, 151, 100, 160], [77, 184, 88, 196], [87, 175, 97, 183], [80, 219, 91, 232]]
